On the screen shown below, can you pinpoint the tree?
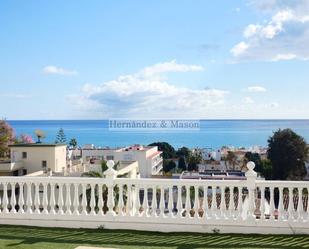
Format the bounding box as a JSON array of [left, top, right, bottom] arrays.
[[17, 134, 34, 144], [244, 152, 273, 179], [261, 159, 272, 180], [0, 120, 15, 158], [101, 160, 108, 172], [268, 129, 308, 180], [244, 152, 262, 172], [81, 171, 103, 178], [69, 138, 77, 148], [226, 151, 237, 170], [163, 160, 176, 173], [178, 156, 187, 171], [148, 142, 176, 159], [187, 150, 202, 172], [176, 147, 190, 158], [55, 128, 66, 144]]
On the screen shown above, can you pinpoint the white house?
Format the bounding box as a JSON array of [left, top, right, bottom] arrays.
[[7, 143, 67, 175], [72, 145, 163, 178]]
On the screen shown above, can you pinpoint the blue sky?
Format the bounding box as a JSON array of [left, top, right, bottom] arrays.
[[1, 0, 309, 119]]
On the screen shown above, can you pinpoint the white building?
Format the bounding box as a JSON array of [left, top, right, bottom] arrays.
[[0, 143, 67, 176], [198, 148, 221, 161], [72, 144, 163, 178]]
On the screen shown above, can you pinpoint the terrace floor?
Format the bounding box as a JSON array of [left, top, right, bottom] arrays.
[[0, 225, 308, 249]]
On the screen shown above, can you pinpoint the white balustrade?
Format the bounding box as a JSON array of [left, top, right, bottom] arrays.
[[0, 161, 308, 234]]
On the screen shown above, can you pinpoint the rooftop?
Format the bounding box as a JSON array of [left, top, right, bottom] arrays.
[[118, 144, 153, 152], [181, 170, 246, 180], [9, 143, 67, 147]]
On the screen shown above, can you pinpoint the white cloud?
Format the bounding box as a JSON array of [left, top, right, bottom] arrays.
[[1, 93, 31, 98], [233, 7, 241, 13], [243, 97, 254, 104], [70, 61, 227, 118], [230, 42, 249, 56], [271, 53, 297, 61], [140, 60, 204, 77], [43, 65, 78, 76], [243, 24, 262, 38], [231, 1, 309, 61], [246, 86, 267, 92]]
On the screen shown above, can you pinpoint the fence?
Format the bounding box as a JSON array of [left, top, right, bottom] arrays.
[[0, 161, 308, 234]]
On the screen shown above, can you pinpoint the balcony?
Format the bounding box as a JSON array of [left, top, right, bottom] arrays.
[[0, 161, 308, 234]]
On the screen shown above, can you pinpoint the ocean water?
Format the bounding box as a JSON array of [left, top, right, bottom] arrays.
[[7, 120, 309, 149]]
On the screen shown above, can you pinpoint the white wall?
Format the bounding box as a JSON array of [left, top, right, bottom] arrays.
[[10, 145, 67, 174]]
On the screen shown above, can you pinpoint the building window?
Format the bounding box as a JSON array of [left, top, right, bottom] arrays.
[[22, 152, 27, 159], [106, 155, 114, 160], [42, 160, 47, 168]]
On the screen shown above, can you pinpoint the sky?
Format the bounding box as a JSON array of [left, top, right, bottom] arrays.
[[1, 0, 309, 120]]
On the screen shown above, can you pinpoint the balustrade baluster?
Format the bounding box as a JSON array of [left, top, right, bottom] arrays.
[[10, 183, 16, 213], [81, 184, 87, 215], [18, 183, 25, 214], [269, 187, 275, 220], [168, 186, 173, 217], [237, 187, 243, 220], [159, 186, 165, 217], [42, 183, 48, 214], [26, 182, 32, 214], [221, 186, 226, 219], [203, 186, 209, 219], [49, 183, 56, 215], [73, 183, 79, 215], [149, 186, 154, 217], [58, 184, 64, 215], [90, 183, 96, 215], [229, 187, 235, 219], [297, 187, 303, 221], [134, 185, 140, 216], [34, 183, 40, 214], [176, 185, 182, 218], [288, 187, 294, 221], [211, 186, 217, 219], [106, 183, 115, 216], [142, 186, 148, 217], [2, 183, 9, 213], [127, 184, 132, 216], [278, 187, 284, 221], [194, 186, 199, 219], [65, 183, 72, 215], [118, 184, 124, 216], [185, 185, 191, 218], [97, 183, 104, 216], [260, 186, 265, 220]]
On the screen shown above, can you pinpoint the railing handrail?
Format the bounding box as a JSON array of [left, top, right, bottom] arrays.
[[0, 161, 308, 235]]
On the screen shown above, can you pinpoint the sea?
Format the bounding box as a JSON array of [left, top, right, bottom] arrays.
[[7, 120, 309, 149]]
